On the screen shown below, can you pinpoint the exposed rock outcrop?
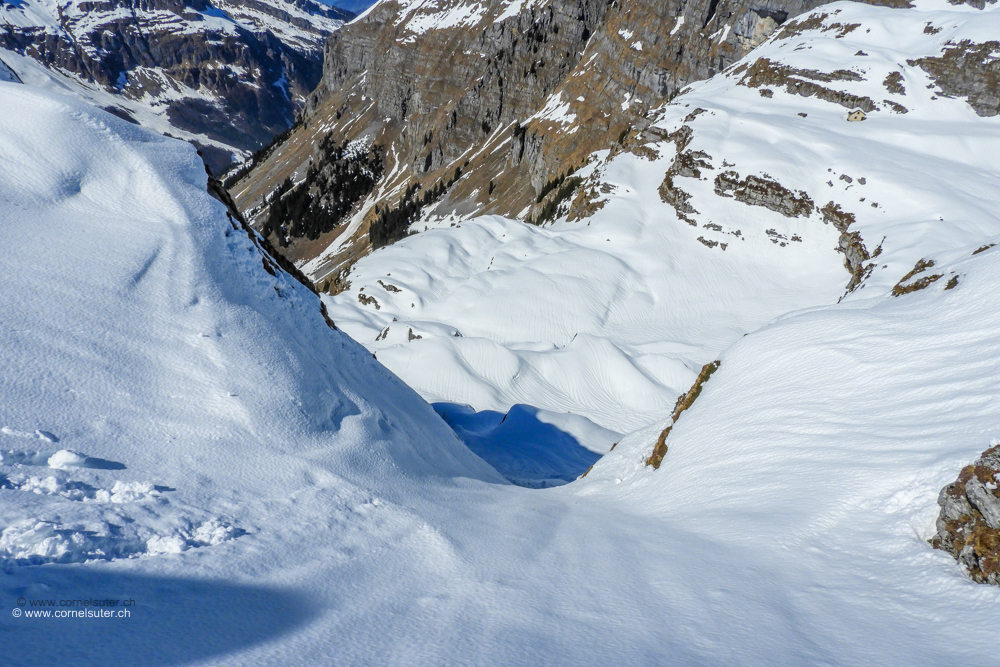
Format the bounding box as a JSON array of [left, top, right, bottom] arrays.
[[735, 56, 878, 112], [714, 170, 815, 218], [910, 40, 1000, 117], [932, 444, 1000, 586], [820, 202, 873, 290], [658, 121, 713, 226], [891, 258, 942, 296], [646, 361, 720, 469]]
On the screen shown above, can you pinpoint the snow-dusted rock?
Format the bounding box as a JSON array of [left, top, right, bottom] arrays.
[[934, 444, 1000, 585]]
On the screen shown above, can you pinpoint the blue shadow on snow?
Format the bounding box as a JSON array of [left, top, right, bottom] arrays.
[[0, 568, 319, 666], [433, 403, 602, 488]]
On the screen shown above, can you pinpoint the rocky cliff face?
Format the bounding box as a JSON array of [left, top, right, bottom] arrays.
[[0, 0, 352, 172], [234, 0, 908, 283], [234, 0, 998, 292]]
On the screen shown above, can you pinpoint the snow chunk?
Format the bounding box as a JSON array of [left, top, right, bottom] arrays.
[[47, 450, 88, 470], [105, 480, 157, 504], [146, 535, 187, 555], [670, 15, 685, 36]]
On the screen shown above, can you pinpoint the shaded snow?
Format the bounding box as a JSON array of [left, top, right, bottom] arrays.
[[0, 82, 499, 576]]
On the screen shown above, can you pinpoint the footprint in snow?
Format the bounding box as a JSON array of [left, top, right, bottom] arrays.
[[1, 427, 60, 443]]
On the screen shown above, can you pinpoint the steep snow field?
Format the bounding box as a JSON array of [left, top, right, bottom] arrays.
[[0, 82, 496, 564], [4, 1, 1000, 665], [325, 0, 1000, 439]]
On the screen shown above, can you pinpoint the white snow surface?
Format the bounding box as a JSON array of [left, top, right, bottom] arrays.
[[3, 1, 1000, 665], [326, 0, 1000, 436], [389, 0, 537, 36], [0, 56, 20, 83]]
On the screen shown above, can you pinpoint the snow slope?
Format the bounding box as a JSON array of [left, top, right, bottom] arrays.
[[0, 48, 243, 167], [0, 81, 506, 653], [3, 2, 1000, 665], [324, 0, 1000, 438], [579, 236, 1000, 665], [0, 56, 21, 83]]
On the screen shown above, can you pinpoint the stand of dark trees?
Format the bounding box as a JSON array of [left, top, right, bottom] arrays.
[[369, 167, 463, 248], [262, 137, 384, 246]]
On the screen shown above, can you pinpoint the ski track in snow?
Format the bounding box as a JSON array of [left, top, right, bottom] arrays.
[[2, 0, 1000, 665]]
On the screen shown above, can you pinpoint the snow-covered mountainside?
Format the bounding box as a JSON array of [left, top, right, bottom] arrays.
[[2, 69, 999, 664], [0, 0, 353, 172], [233, 0, 841, 270], [4, 0, 1000, 664], [324, 0, 1000, 438]]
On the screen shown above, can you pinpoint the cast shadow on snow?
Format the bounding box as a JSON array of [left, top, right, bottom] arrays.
[[78, 456, 127, 471], [0, 450, 125, 470], [1, 569, 320, 665], [433, 403, 603, 488]]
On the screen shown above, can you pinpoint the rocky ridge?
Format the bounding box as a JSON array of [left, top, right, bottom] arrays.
[[0, 0, 353, 172], [234, 0, 853, 282]]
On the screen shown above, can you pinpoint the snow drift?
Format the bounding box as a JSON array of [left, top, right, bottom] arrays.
[[3, 1, 1000, 665], [0, 82, 500, 570]]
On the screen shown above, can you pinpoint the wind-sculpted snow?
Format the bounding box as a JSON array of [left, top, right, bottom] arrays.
[[325, 0, 1000, 435], [325, 209, 846, 433], [0, 83, 500, 575], [4, 1, 1000, 664]]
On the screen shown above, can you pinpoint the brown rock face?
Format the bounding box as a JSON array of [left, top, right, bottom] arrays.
[[646, 360, 720, 469], [714, 170, 815, 218], [657, 119, 711, 226], [910, 40, 1000, 118], [932, 445, 1000, 586], [234, 0, 865, 280], [733, 55, 878, 112]]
